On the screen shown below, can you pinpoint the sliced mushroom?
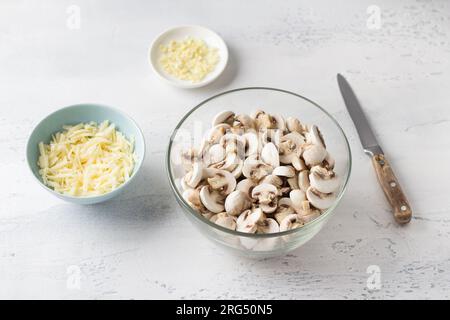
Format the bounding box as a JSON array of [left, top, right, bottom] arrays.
[[233, 114, 255, 131], [205, 123, 231, 144], [207, 144, 226, 165], [257, 218, 280, 234], [199, 186, 225, 213], [243, 131, 259, 156], [272, 114, 286, 132], [236, 208, 264, 233], [251, 183, 279, 213], [298, 170, 310, 192], [279, 214, 303, 232], [204, 168, 236, 195], [212, 212, 237, 230], [306, 186, 336, 210], [224, 190, 252, 216], [274, 198, 295, 224], [287, 175, 299, 190], [302, 143, 327, 167], [272, 165, 296, 178], [306, 125, 325, 148], [291, 156, 307, 171], [309, 165, 340, 193], [289, 189, 306, 213], [261, 142, 280, 168], [253, 110, 275, 130], [183, 188, 207, 213], [297, 200, 321, 224], [242, 156, 273, 181], [212, 110, 235, 126], [323, 152, 335, 169], [279, 132, 304, 164], [260, 174, 283, 188], [236, 178, 256, 197], [286, 117, 305, 134], [184, 161, 203, 188]]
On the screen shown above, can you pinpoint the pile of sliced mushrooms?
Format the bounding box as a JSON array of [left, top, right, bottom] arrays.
[[180, 110, 340, 234]]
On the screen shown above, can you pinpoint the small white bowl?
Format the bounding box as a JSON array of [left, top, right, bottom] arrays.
[[149, 25, 228, 89]]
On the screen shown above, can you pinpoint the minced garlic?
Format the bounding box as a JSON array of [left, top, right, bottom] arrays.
[[38, 121, 136, 197], [159, 37, 220, 83]]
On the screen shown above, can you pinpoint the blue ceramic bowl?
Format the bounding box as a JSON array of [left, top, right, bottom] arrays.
[[26, 103, 145, 204]]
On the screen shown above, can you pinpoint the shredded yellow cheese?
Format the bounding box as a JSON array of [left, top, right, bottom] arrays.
[[38, 121, 136, 197], [159, 37, 220, 83]]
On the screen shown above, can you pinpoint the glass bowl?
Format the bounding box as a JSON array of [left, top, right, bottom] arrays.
[[166, 87, 351, 257]]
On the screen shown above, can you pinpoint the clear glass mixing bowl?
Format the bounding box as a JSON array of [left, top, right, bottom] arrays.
[[166, 87, 351, 257]]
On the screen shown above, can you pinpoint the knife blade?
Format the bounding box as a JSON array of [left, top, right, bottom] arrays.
[[337, 73, 412, 224]]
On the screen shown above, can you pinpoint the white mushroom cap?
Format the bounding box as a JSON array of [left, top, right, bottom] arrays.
[[261, 142, 280, 168], [257, 218, 280, 234], [234, 114, 255, 131], [272, 165, 296, 178], [298, 170, 310, 192], [207, 144, 226, 165], [185, 162, 203, 188], [224, 190, 252, 216], [204, 168, 236, 195], [199, 186, 225, 213], [309, 165, 340, 193], [236, 178, 256, 197], [279, 214, 303, 232], [291, 156, 307, 171], [252, 183, 279, 213], [212, 110, 235, 126], [302, 143, 327, 167], [243, 131, 259, 156], [289, 189, 306, 213], [306, 186, 336, 210], [183, 188, 206, 213]]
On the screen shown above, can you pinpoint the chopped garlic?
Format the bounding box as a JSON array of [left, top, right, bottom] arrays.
[[37, 121, 136, 197], [159, 37, 220, 83]]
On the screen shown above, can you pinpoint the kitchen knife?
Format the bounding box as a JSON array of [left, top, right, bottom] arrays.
[[337, 74, 412, 224]]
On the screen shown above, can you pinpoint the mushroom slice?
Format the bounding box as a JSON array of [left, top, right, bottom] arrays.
[[204, 168, 236, 195], [274, 198, 295, 224], [212, 212, 237, 230], [199, 186, 225, 213], [306, 186, 336, 210], [236, 178, 256, 197], [260, 174, 283, 188], [242, 156, 273, 180], [279, 132, 304, 164], [287, 175, 299, 190], [252, 110, 275, 130], [286, 117, 305, 134], [205, 123, 231, 144], [309, 165, 340, 193], [224, 190, 252, 216], [236, 208, 264, 233], [211, 151, 240, 172], [207, 144, 226, 165], [231, 159, 244, 179], [298, 170, 310, 192], [257, 218, 280, 234], [183, 188, 206, 213], [272, 165, 296, 178], [302, 143, 327, 167], [243, 131, 259, 156], [289, 189, 306, 213], [272, 114, 286, 132], [184, 162, 203, 188], [323, 152, 335, 170], [291, 156, 307, 171], [251, 183, 278, 205], [233, 114, 255, 132], [297, 200, 321, 224], [279, 214, 303, 232], [261, 142, 280, 168], [306, 125, 325, 148], [212, 110, 235, 126]]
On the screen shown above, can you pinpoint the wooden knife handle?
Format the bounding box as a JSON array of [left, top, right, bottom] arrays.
[[371, 154, 412, 224]]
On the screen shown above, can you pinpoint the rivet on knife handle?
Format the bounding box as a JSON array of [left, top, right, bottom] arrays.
[[371, 154, 412, 224]]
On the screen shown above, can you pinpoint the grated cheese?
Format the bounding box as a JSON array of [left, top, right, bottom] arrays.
[[159, 37, 220, 83], [37, 121, 136, 197]]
